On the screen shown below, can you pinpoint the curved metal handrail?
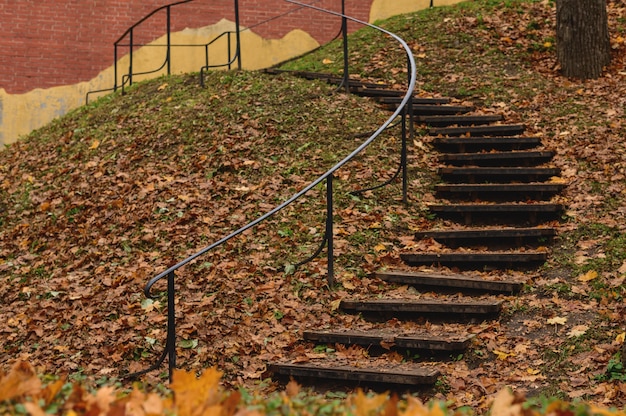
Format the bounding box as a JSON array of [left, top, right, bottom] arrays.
[[129, 0, 416, 381]]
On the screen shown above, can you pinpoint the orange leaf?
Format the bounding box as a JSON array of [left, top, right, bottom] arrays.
[[351, 389, 388, 416], [171, 367, 223, 416], [0, 361, 42, 402], [578, 270, 598, 282]]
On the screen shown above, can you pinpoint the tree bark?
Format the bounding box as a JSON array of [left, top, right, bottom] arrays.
[[556, 0, 610, 79]]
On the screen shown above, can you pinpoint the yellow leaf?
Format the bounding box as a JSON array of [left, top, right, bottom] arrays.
[[547, 316, 567, 325], [322, 58, 334, 64], [330, 299, 342, 311], [549, 176, 567, 184], [526, 368, 541, 375], [578, 270, 598, 282], [157, 82, 168, 91], [543, 41, 552, 48], [89, 139, 100, 149], [369, 222, 382, 229], [493, 349, 515, 360], [616, 332, 625, 344], [374, 243, 387, 252], [416, 53, 427, 59]]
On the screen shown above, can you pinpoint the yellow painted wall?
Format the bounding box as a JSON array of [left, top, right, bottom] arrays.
[[0, 0, 462, 147], [369, 0, 462, 23], [0, 20, 318, 147]]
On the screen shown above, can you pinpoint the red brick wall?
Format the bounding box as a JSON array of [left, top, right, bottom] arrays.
[[0, 0, 372, 94]]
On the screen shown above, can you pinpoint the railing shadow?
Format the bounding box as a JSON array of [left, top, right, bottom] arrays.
[[125, 0, 416, 382]]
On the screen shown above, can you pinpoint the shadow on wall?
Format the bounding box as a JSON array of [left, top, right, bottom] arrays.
[[0, 0, 461, 147]]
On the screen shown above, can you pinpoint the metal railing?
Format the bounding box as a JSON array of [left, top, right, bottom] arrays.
[[86, 0, 242, 104], [126, 0, 416, 382]]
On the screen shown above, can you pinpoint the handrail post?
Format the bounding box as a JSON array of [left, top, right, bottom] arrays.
[[341, 0, 349, 93], [129, 28, 134, 87], [167, 6, 172, 75], [234, 0, 242, 70], [227, 33, 232, 70], [326, 174, 334, 286], [166, 271, 177, 381], [114, 45, 119, 92]]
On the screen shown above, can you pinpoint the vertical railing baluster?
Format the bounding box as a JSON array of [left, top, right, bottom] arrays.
[[326, 174, 334, 286], [341, 0, 349, 93], [167, 6, 172, 76], [227, 33, 232, 70], [114, 45, 119, 92], [129, 28, 134, 87], [234, 0, 242, 70], [166, 271, 177, 381]]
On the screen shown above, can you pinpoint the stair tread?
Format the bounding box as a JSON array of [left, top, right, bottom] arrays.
[[418, 114, 504, 126], [375, 270, 524, 293], [439, 167, 560, 174], [400, 252, 548, 261], [340, 298, 502, 314], [379, 95, 450, 103], [433, 136, 541, 143], [415, 227, 556, 239], [303, 329, 475, 350], [430, 124, 525, 136], [439, 151, 555, 167], [440, 150, 555, 160], [408, 104, 474, 115], [429, 203, 564, 212], [435, 183, 566, 192], [268, 362, 440, 385]]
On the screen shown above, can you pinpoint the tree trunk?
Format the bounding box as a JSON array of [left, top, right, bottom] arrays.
[[556, 0, 610, 79]]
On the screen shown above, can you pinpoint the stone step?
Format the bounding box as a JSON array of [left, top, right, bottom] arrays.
[[414, 227, 556, 249], [268, 362, 440, 386], [432, 136, 542, 153], [438, 167, 561, 183], [374, 270, 524, 293], [417, 114, 504, 127], [400, 251, 548, 269], [439, 150, 555, 167], [430, 124, 525, 137], [303, 329, 475, 351]]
